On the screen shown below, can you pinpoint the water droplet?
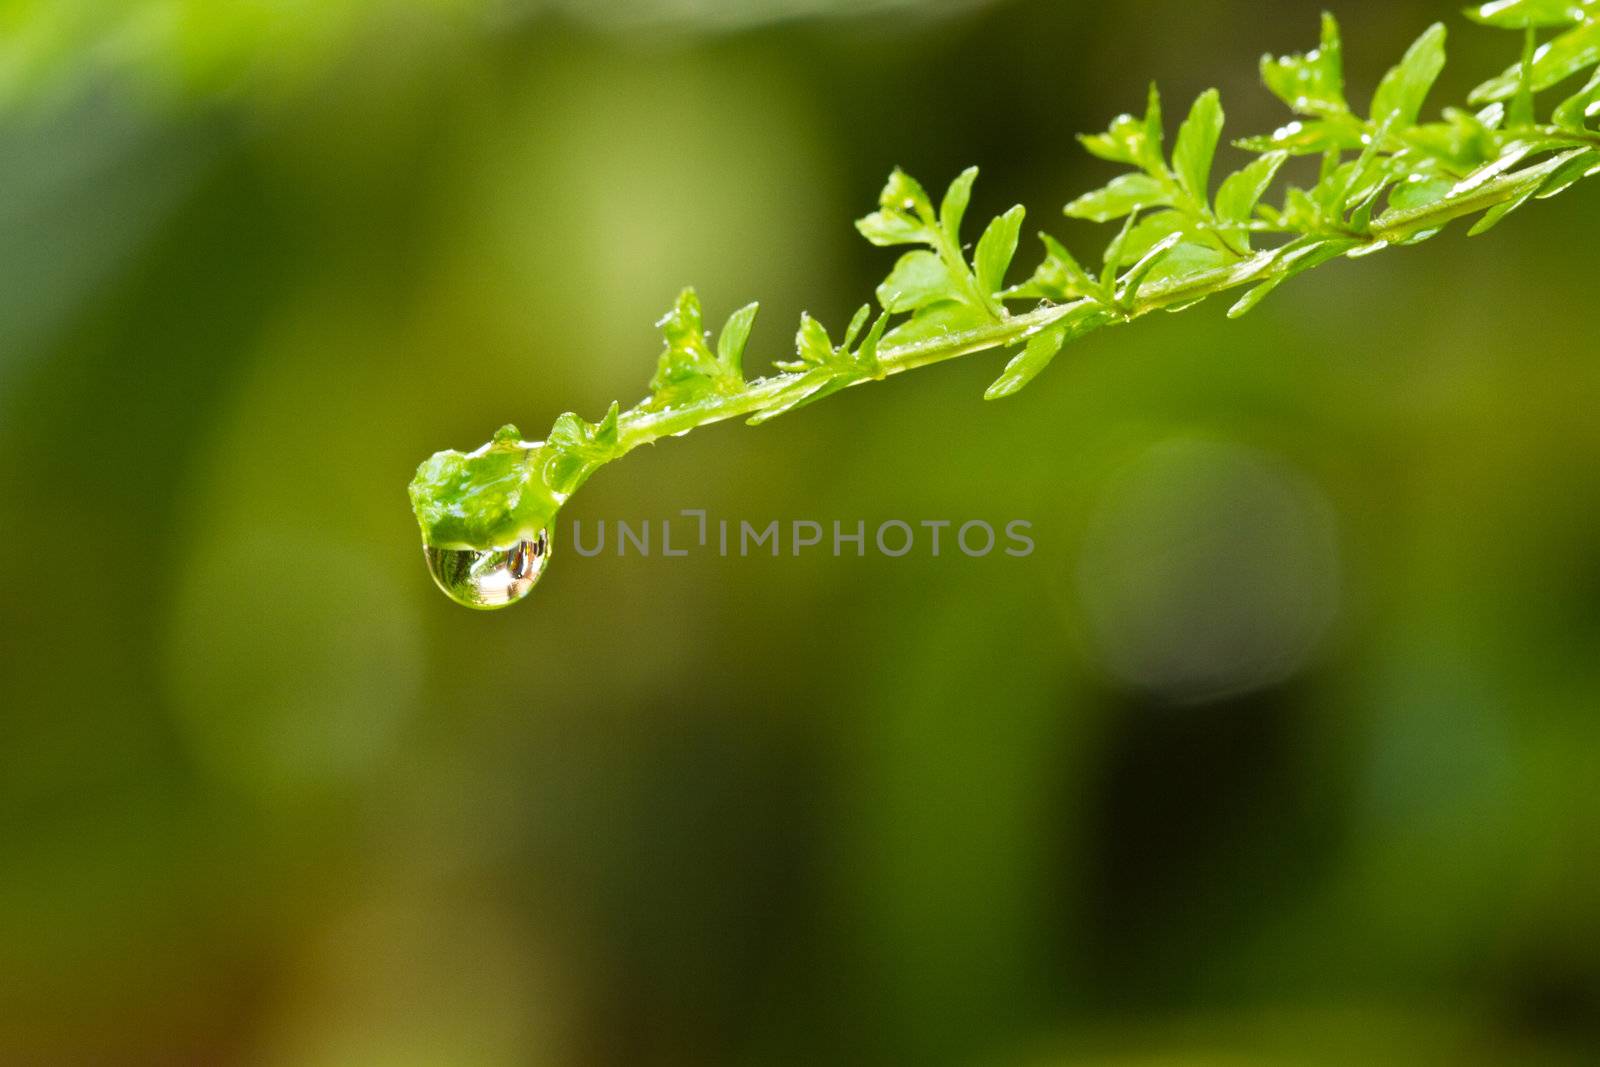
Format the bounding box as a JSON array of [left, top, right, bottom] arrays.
[[424, 530, 550, 610]]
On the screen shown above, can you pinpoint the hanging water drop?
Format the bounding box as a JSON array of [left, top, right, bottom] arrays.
[[423, 530, 551, 610]]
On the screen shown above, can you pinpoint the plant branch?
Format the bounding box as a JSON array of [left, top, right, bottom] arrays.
[[614, 145, 1593, 453], [408, 3, 1600, 593]]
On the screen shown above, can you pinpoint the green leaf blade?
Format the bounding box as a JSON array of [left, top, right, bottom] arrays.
[[795, 314, 834, 367], [1064, 173, 1172, 222], [1261, 12, 1349, 117], [717, 303, 760, 379], [940, 167, 979, 246], [1104, 209, 1187, 268], [881, 300, 991, 348], [1215, 150, 1289, 225], [1173, 89, 1225, 205], [856, 210, 928, 247], [1466, 0, 1594, 29], [649, 288, 727, 406], [1006, 233, 1098, 302], [984, 304, 1113, 400], [878, 250, 957, 313], [1371, 23, 1448, 127], [1553, 66, 1600, 127], [1471, 16, 1600, 102], [1079, 84, 1167, 173], [975, 205, 1026, 298], [984, 326, 1067, 401]]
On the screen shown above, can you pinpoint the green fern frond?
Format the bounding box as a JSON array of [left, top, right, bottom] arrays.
[[410, 5, 1600, 607]]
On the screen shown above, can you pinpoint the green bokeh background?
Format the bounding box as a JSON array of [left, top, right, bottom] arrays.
[[2, 1, 1598, 1063]]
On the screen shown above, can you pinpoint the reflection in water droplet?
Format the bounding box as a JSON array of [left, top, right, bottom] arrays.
[[424, 530, 550, 610]]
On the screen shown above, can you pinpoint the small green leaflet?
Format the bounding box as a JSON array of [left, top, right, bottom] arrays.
[[940, 166, 978, 246], [1006, 233, 1100, 302], [717, 303, 760, 380], [1079, 84, 1166, 172], [984, 304, 1114, 400], [1214, 150, 1288, 249], [882, 299, 991, 347], [1138, 242, 1230, 290], [752, 306, 889, 424], [648, 289, 750, 408], [1104, 211, 1185, 268], [878, 251, 955, 312], [1173, 89, 1225, 205], [1370, 23, 1447, 127], [1471, 16, 1600, 101], [975, 206, 1026, 299], [545, 402, 623, 488], [859, 168, 1025, 344], [1064, 173, 1171, 222], [1467, 0, 1595, 29], [1114, 232, 1184, 304], [1261, 13, 1348, 116], [1553, 66, 1600, 127], [856, 169, 936, 246]]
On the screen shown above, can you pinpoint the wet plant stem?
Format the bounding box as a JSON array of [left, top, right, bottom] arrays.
[[615, 145, 1593, 458]]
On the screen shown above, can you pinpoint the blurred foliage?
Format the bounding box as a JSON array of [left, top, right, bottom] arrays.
[[0, 0, 996, 112], [2, 0, 1599, 1064]]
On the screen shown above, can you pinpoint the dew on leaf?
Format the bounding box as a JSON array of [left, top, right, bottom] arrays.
[[424, 530, 550, 610]]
